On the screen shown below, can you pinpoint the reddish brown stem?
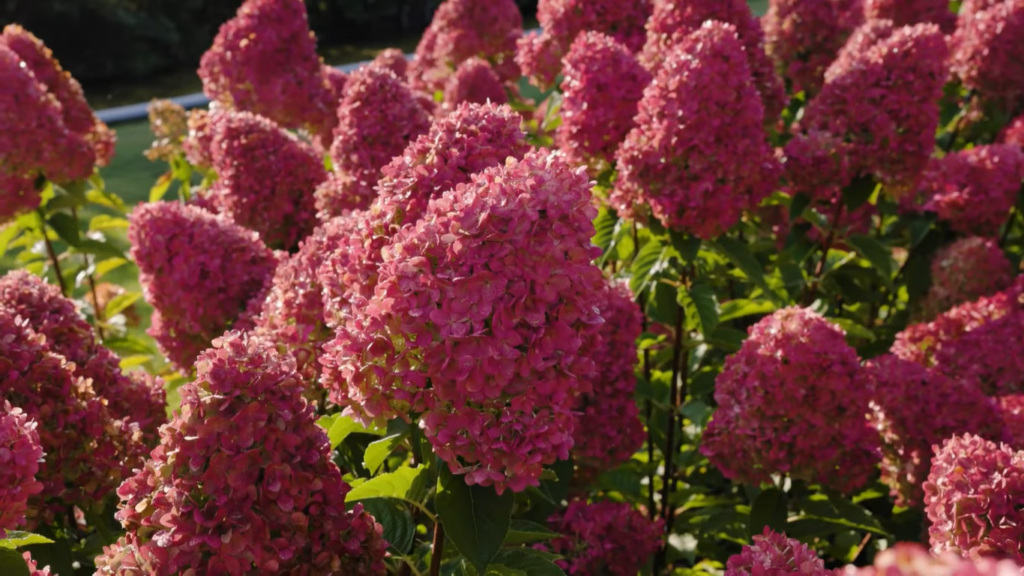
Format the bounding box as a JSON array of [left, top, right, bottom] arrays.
[[36, 209, 68, 296], [429, 521, 445, 576]]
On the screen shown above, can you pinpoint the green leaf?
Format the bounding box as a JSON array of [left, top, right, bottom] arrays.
[[678, 283, 720, 335], [346, 465, 430, 505], [749, 488, 788, 538], [630, 238, 668, 295], [830, 318, 876, 342], [47, 213, 80, 246], [789, 192, 812, 221], [504, 520, 558, 545], [435, 467, 514, 575], [711, 237, 781, 305], [490, 549, 565, 576], [85, 188, 128, 215], [89, 214, 129, 232], [0, 532, 53, 550], [845, 234, 894, 288], [94, 257, 128, 279], [22, 535, 75, 576], [0, 549, 29, 576], [705, 326, 747, 352], [796, 493, 890, 536], [719, 299, 777, 322], [357, 497, 416, 555], [363, 432, 410, 474], [104, 291, 141, 319], [73, 238, 124, 260], [149, 172, 174, 203], [0, 223, 21, 259], [327, 415, 381, 449], [842, 175, 878, 210], [592, 207, 617, 253], [670, 231, 701, 263]]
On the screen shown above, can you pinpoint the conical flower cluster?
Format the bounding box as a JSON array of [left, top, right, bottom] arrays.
[[0, 401, 44, 537]]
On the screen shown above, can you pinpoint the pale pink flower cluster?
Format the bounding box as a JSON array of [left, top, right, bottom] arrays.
[[867, 354, 1005, 507], [201, 110, 327, 250], [408, 0, 523, 93], [613, 22, 778, 239], [919, 237, 1014, 320], [129, 201, 279, 370], [539, 501, 663, 576], [864, 0, 957, 32], [0, 402, 44, 537], [515, 0, 652, 89], [1001, 115, 1024, 149], [950, 0, 1024, 107], [844, 543, 1024, 576], [924, 434, 1024, 562], [181, 108, 213, 170], [764, 0, 863, 95], [701, 307, 879, 493], [144, 100, 188, 163], [726, 528, 834, 576], [558, 31, 651, 170], [94, 332, 388, 575], [442, 57, 508, 108]]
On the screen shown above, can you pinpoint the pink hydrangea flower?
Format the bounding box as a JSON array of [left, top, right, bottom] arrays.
[[932, 310, 1024, 396], [408, 0, 523, 92], [764, 0, 864, 96], [780, 131, 853, 202], [999, 395, 1024, 450], [316, 64, 431, 218], [867, 354, 1006, 507], [1000, 115, 1024, 149], [442, 57, 508, 108], [917, 145, 1024, 236], [798, 21, 948, 194], [129, 201, 279, 370], [94, 332, 388, 575], [640, 0, 786, 122], [515, 0, 652, 89], [701, 307, 879, 493], [200, 110, 326, 250], [539, 501, 663, 576], [2, 25, 116, 167], [919, 237, 1014, 320], [864, 0, 957, 32], [844, 543, 1024, 576], [369, 48, 408, 78], [613, 21, 779, 239], [144, 100, 188, 163], [181, 108, 213, 170], [727, 528, 834, 576], [924, 434, 1024, 562], [558, 31, 651, 170], [573, 279, 645, 478], [22, 552, 51, 576], [321, 151, 605, 493], [0, 402, 44, 537], [199, 0, 337, 139], [950, 1, 1024, 107]]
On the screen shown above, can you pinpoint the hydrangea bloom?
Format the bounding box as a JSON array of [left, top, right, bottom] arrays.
[[316, 65, 431, 218], [917, 145, 1024, 236], [726, 528, 833, 576], [932, 310, 1024, 396], [1000, 395, 1024, 450], [867, 354, 1006, 507], [442, 57, 508, 108], [844, 543, 1024, 576], [201, 110, 326, 250], [199, 0, 336, 139], [864, 0, 956, 32], [129, 201, 279, 370], [924, 434, 1024, 561], [797, 22, 948, 194], [515, 0, 652, 89], [369, 48, 408, 78], [950, 1, 1024, 107], [144, 100, 188, 163], [919, 237, 1014, 320], [701, 307, 879, 493], [22, 552, 51, 576], [558, 31, 651, 170], [780, 130, 853, 201], [763, 0, 863, 95], [2, 25, 116, 167], [1001, 115, 1024, 149], [613, 22, 779, 239], [181, 107, 213, 170], [93, 332, 388, 575], [0, 402, 44, 537], [539, 501, 663, 576], [408, 0, 523, 92], [321, 152, 605, 493], [640, 0, 785, 122], [573, 280, 645, 477]]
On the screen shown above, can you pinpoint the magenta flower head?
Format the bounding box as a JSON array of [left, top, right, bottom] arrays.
[[924, 434, 1024, 562], [918, 145, 1024, 236], [701, 307, 879, 493], [129, 201, 279, 371], [199, 0, 336, 139], [764, 0, 863, 95], [864, 0, 956, 32], [1001, 115, 1024, 149], [932, 310, 1024, 396], [780, 130, 852, 202], [0, 401, 44, 538], [640, 0, 785, 122], [201, 110, 326, 250], [2, 25, 116, 167], [798, 22, 948, 194], [573, 279, 646, 477], [316, 64, 431, 219], [21, 551, 51, 576], [515, 0, 652, 89], [539, 501, 663, 576], [867, 354, 1006, 507], [443, 57, 508, 108], [727, 528, 834, 576], [370, 48, 408, 78], [613, 21, 779, 239], [951, 0, 1024, 108], [1000, 395, 1024, 450], [94, 332, 388, 575], [558, 31, 651, 171], [321, 151, 605, 493], [408, 0, 523, 92], [919, 237, 1014, 320], [847, 543, 1024, 576]]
